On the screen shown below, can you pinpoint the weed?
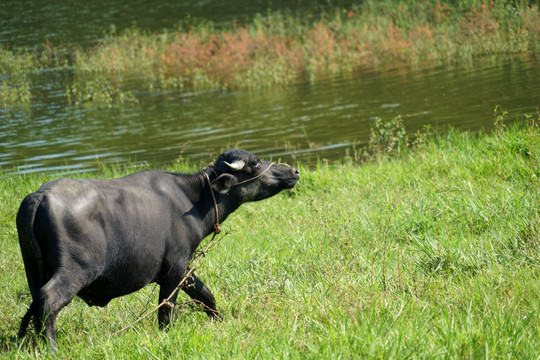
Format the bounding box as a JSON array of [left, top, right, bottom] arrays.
[[493, 104, 508, 135], [66, 76, 139, 108], [366, 115, 409, 159], [1, 80, 31, 108], [0, 47, 33, 108]]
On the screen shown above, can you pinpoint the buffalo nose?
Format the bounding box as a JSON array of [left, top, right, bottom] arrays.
[[293, 168, 300, 175]]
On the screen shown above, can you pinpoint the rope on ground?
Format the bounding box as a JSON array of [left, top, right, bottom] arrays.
[[112, 230, 229, 337]]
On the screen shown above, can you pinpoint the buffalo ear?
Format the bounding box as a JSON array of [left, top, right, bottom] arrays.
[[211, 174, 237, 195]]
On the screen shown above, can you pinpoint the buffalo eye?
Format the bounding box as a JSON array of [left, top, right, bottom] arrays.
[[253, 159, 261, 168]]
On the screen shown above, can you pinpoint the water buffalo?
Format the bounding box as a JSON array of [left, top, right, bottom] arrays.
[[16, 149, 299, 351]]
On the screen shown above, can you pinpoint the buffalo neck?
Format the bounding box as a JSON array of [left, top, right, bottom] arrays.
[[173, 167, 240, 239]]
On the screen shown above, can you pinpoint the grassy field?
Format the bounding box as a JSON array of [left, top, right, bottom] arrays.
[[0, 114, 539, 358]]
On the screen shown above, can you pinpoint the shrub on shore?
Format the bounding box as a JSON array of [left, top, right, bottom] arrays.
[[72, 1, 540, 93]]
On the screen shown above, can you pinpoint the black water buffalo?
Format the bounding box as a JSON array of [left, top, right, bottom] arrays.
[[17, 149, 299, 351]]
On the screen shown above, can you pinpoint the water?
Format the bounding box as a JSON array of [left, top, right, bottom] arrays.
[[2, 55, 538, 174], [1, 0, 333, 49], [1, 2, 539, 174]]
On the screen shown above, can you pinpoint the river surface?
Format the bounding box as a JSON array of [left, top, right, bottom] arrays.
[[1, 2, 539, 174], [1, 0, 334, 49]]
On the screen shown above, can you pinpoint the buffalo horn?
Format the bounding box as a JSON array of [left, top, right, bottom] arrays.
[[224, 160, 245, 171]]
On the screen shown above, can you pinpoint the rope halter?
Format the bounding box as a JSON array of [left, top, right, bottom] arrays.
[[204, 162, 291, 234]]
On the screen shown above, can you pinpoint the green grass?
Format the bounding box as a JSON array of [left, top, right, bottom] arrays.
[[1, 116, 539, 358]]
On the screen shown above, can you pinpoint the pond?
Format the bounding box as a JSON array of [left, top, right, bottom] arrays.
[[1, 1, 539, 174]]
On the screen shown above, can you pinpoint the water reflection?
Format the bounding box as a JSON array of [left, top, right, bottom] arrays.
[[1, 56, 539, 174], [1, 0, 340, 49]]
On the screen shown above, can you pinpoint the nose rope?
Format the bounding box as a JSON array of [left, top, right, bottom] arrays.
[[203, 172, 222, 235], [233, 162, 275, 186]]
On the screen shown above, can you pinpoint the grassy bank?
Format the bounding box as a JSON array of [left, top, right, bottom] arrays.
[[1, 0, 539, 107], [75, 0, 537, 90], [1, 115, 539, 358]]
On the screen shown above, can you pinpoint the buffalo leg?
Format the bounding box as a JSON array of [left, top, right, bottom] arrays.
[[18, 232, 44, 338], [158, 282, 180, 329], [18, 300, 39, 339], [182, 272, 219, 319], [39, 274, 82, 352]]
